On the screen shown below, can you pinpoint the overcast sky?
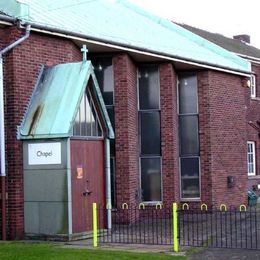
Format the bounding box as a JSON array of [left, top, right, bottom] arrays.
[[129, 0, 260, 49]]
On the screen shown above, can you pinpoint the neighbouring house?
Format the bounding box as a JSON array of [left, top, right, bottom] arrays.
[[178, 23, 260, 195], [0, 0, 254, 240]]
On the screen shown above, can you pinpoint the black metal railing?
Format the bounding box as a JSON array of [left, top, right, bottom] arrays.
[[94, 203, 260, 250], [97, 206, 173, 245], [178, 206, 260, 249]]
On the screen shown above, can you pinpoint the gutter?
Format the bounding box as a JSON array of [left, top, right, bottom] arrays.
[[0, 14, 251, 77], [0, 24, 31, 240], [234, 53, 260, 66]]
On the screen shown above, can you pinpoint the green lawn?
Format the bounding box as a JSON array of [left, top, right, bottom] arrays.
[[0, 242, 186, 260]]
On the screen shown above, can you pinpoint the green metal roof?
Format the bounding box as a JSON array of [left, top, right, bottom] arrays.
[[18, 61, 114, 139], [0, 0, 251, 74]]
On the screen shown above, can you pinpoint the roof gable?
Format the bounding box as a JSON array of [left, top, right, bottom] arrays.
[[18, 61, 114, 139], [0, 0, 251, 74]]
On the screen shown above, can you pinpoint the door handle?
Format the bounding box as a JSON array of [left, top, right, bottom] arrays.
[[82, 189, 92, 196]]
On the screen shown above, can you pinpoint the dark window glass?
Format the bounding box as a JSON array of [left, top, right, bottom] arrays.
[[179, 115, 199, 156], [178, 73, 200, 199], [140, 112, 160, 155], [180, 157, 200, 198], [73, 89, 102, 137], [139, 66, 160, 110], [92, 58, 114, 105], [141, 157, 161, 202], [178, 75, 198, 114]]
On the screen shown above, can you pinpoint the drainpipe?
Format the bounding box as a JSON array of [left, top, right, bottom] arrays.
[[105, 138, 112, 230], [0, 24, 31, 240]]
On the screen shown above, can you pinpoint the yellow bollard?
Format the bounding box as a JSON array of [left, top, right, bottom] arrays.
[[92, 203, 98, 247], [173, 203, 179, 252]]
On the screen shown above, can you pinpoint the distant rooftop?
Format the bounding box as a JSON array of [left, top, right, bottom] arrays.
[[0, 0, 251, 74], [178, 23, 260, 60]]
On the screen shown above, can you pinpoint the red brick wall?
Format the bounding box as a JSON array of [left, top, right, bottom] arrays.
[[198, 71, 213, 205], [0, 25, 257, 239], [199, 70, 248, 207], [113, 54, 139, 207], [159, 63, 179, 206], [1, 26, 81, 239], [246, 63, 260, 193]]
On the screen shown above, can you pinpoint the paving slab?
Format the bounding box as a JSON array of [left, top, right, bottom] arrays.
[[189, 248, 260, 260]]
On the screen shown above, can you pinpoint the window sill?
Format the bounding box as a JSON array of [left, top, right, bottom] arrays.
[[141, 201, 162, 205], [71, 136, 104, 140], [180, 198, 201, 202], [251, 97, 260, 101], [248, 175, 260, 179]]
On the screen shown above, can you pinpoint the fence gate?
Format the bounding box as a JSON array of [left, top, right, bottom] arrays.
[[178, 205, 260, 250]]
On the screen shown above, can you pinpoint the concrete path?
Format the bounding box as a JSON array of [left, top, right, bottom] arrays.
[[189, 248, 260, 260], [65, 239, 260, 259]]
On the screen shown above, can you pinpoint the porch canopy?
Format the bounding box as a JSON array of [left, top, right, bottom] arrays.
[[18, 61, 114, 140]]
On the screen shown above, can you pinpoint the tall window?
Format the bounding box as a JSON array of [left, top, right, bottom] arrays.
[[178, 74, 200, 199], [73, 88, 102, 137], [92, 57, 116, 205], [247, 141, 256, 176], [138, 65, 161, 202], [250, 74, 256, 98]]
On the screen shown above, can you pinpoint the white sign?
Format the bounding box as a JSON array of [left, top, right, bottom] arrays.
[[28, 142, 61, 165]]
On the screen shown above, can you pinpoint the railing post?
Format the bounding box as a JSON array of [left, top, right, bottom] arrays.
[[173, 202, 179, 252], [93, 202, 98, 247]]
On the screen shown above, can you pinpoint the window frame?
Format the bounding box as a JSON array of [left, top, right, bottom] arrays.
[[177, 73, 201, 200], [250, 74, 256, 98], [137, 64, 162, 203], [247, 141, 256, 176], [179, 156, 201, 200]]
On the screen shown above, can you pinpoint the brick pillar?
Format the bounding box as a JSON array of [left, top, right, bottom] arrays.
[[3, 27, 81, 239], [199, 70, 248, 207], [159, 63, 179, 206], [198, 71, 213, 205], [113, 54, 139, 207]]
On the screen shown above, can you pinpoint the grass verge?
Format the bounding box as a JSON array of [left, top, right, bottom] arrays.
[[0, 242, 187, 260]]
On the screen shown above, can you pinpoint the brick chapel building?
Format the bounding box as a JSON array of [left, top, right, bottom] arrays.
[[0, 0, 258, 240]]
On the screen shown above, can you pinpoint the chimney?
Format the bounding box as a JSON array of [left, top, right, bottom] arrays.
[[233, 34, 250, 44]]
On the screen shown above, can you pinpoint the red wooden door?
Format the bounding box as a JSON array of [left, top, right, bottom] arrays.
[[70, 139, 105, 233]]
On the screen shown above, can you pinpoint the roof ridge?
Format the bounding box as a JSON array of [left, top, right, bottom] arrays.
[[178, 22, 260, 59]]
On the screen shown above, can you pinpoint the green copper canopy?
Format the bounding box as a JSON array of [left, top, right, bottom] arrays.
[[18, 61, 114, 139]]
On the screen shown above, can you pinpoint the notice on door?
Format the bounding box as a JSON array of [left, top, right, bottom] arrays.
[[28, 142, 61, 165]]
